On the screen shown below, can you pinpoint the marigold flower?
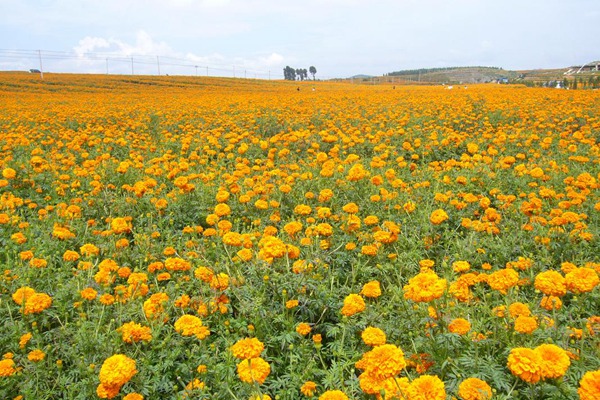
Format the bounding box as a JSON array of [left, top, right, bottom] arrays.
[[123, 394, 144, 400], [360, 280, 382, 298], [300, 380, 317, 397], [27, 349, 45, 362], [23, 292, 52, 314], [80, 287, 98, 301], [565, 267, 599, 294], [340, 293, 365, 317], [174, 315, 210, 339], [118, 321, 152, 343], [98, 354, 137, 388], [236, 357, 270, 384], [448, 318, 471, 335], [535, 343, 570, 379], [231, 338, 265, 359], [430, 209, 449, 225], [507, 347, 542, 383], [403, 270, 447, 303], [361, 327, 386, 346], [12, 286, 36, 305], [405, 375, 446, 400], [355, 344, 406, 381], [296, 323, 311, 336], [110, 217, 132, 234], [318, 390, 349, 400], [514, 315, 538, 334], [534, 270, 566, 296], [486, 268, 519, 294], [578, 370, 600, 400], [457, 377, 492, 400], [0, 358, 16, 376]]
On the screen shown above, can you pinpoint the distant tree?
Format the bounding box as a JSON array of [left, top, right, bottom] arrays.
[[562, 78, 568, 89], [573, 78, 578, 90], [283, 66, 296, 81]]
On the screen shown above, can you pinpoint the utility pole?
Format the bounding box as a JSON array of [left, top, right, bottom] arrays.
[[233, 65, 235, 78], [106, 58, 109, 75], [244, 69, 247, 79], [131, 57, 134, 75], [195, 65, 198, 76], [268, 70, 271, 80], [206, 66, 209, 76], [157, 56, 161, 76], [38, 50, 43, 80]]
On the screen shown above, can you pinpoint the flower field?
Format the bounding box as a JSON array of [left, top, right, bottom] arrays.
[[1, 72, 599, 399]]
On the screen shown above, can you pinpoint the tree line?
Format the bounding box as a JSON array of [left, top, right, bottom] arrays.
[[284, 66, 317, 81]]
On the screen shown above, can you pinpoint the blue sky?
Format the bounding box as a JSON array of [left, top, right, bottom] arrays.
[[1, 0, 598, 78]]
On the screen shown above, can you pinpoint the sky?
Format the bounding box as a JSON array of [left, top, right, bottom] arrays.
[[0, 0, 599, 79]]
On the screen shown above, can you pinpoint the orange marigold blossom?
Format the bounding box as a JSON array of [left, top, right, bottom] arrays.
[[355, 343, 406, 381], [360, 280, 381, 298], [448, 318, 471, 335], [535, 343, 570, 379], [403, 270, 447, 303], [318, 390, 349, 400], [430, 209, 449, 224], [300, 380, 317, 397], [578, 370, 600, 400], [405, 375, 446, 400], [361, 327, 386, 346], [457, 377, 492, 400], [507, 347, 542, 383], [340, 293, 365, 317], [231, 337, 265, 359], [98, 354, 137, 388], [174, 315, 210, 339], [236, 357, 270, 384]]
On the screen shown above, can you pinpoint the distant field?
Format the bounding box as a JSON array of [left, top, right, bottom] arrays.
[[1, 73, 599, 399]]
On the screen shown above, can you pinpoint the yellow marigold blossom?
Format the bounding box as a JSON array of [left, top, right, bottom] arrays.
[[508, 302, 531, 318], [565, 267, 599, 294], [452, 260, 471, 273], [430, 209, 449, 225], [11, 232, 27, 244], [122, 394, 144, 400], [318, 390, 349, 400], [24, 292, 52, 314], [80, 287, 98, 301], [341, 294, 366, 317], [285, 299, 299, 309], [110, 217, 132, 234], [19, 332, 32, 349], [507, 347, 542, 383], [486, 268, 519, 294], [0, 358, 16, 377], [578, 370, 600, 400], [355, 344, 406, 381], [214, 203, 231, 217], [535, 344, 570, 380], [405, 375, 446, 400], [457, 377, 492, 400], [52, 224, 76, 240], [209, 272, 230, 290], [143, 292, 169, 319], [80, 243, 100, 257], [174, 315, 210, 340], [2, 168, 16, 179], [342, 202, 359, 214], [296, 323, 311, 336], [300, 381, 317, 397], [236, 357, 270, 384], [514, 315, 538, 334], [534, 270, 566, 296], [62, 250, 80, 261], [29, 257, 47, 268], [360, 280, 381, 298], [98, 354, 137, 388], [231, 338, 265, 359], [12, 286, 36, 305], [249, 395, 270, 400], [118, 321, 152, 343], [294, 204, 312, 215], [27, 349, 45, 362], [403, 270, 447, 303], [96, 382, 121, 399], [540, 295, 562, 310], [361, 327, 386, 346], [448, 318, 471, 335], [194, 266, 215, 282], [164, 257, 191, 271]]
